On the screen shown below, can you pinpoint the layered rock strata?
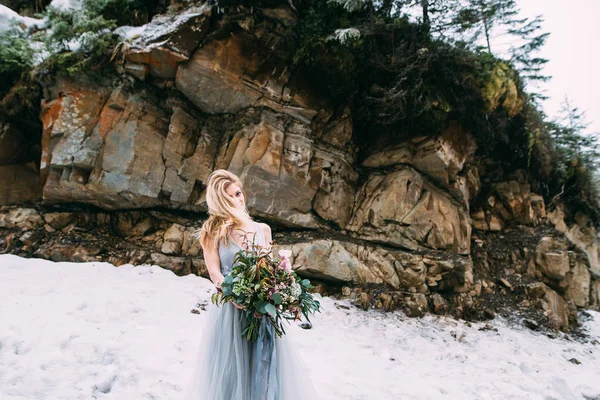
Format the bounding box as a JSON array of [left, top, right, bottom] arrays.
[[1, 3, 598, 332]]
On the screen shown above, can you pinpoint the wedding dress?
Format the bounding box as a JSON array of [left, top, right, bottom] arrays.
[[183, 221, 318, 400]]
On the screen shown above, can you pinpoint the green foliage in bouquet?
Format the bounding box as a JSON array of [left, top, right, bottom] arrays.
[[211, 242, 322, 342]]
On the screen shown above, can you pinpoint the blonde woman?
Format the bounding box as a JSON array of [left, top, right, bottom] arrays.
[[184, 169, 318, 400]]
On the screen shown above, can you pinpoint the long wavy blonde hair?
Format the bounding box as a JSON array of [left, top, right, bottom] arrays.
[[198, 169, 252, 250]]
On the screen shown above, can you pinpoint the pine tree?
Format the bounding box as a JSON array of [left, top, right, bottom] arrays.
[[544, 98, 600, 208], [453, 0, 521, 53], [398, 0, 462, 36], [452, 0, 550, 88], [329, 0, 461, 37], [508, 14, 550, 85], [551, 98, 600, 172]]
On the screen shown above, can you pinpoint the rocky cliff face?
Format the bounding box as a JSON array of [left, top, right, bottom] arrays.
[[1, 3, 598, 332]]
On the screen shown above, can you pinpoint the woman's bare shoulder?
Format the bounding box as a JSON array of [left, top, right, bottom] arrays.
[[257, 222, 272, 249], [257, 222, 271, 234], [257, 222, 271, 240]]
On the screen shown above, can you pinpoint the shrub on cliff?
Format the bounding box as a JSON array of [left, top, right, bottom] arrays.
[[0, 24, 41, 160], [30, 0, 165, 77], [83, 0, 167, 27], [0, 23, 34, 98], [292, 0, 365, 101], [293, 3, 528, 152], [32, 4, 119, 77]]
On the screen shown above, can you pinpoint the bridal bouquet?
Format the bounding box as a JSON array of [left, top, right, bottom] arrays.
[[211, 242, 322, 342]]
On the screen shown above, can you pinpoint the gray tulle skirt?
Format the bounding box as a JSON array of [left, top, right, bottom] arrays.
[[183, 302, 318, 400]]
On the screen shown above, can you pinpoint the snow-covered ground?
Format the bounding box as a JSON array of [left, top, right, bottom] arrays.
[[0, 254, 599, 400]]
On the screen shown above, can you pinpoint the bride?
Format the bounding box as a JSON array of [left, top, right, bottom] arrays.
[[183, 169, 318, 400]]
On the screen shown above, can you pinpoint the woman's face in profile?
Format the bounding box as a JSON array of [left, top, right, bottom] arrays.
[[225, 183, 246, 210]]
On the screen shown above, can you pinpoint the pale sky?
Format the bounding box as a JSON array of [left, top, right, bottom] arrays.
[[518, 0, 600, 134]]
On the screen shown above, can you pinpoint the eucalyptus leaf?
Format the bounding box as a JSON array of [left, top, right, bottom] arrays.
[[301, 279, 314, 289], [265, 303, 277, 317], [257, 301, 268, 313]]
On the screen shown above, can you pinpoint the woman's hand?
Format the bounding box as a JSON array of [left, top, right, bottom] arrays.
[[232, 301, 246, 310]]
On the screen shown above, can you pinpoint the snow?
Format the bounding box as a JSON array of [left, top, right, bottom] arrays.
[[0, 254, 599, 400], [48, 0, 82, 12], [327, 28, 361, 44], [114, 25, 146, 41], [0, 5, 43, 34], [123, 5, 210, 52]]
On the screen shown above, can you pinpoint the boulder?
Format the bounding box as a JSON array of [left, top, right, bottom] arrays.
[[535, 237, 569, 281], [347, 167, 471, 254], [161, 223, 185, 255], [0, 207, 44, 229], [316, 105, 354, 150], [290, 240, 400, 288], [39, 78, 356, 230], [122, 6, 211, 80], [561, 210, 599, 276], [150, 252, 191, 276], [431, 294, 448, 314], [472, 180, 546, 230], [182, 228, 202, 257], [191, 258, 208, 278], [565, 257, 591, 307], [404, 293, 429, 317], [44, 212, 89, 230], [45, 244, 101, 263], [362, 122, 478, 207], [526, 282, 570, 331], [111, 212, 156, 237], [286, 239, 472, 294]]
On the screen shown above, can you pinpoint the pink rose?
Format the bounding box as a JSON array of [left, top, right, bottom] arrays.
[[280, 257, 292, 272], [278, 249, 292, 272]]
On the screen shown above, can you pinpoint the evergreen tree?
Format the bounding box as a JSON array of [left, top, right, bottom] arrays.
[[508, 14, 550, 86], [545, 98, 600, 208], [396, 0, 462, 36], [452, 0, 521, 53], [550, 98, 600, 172], [328, 0, 460, 36], [452, 0, 550, 87]]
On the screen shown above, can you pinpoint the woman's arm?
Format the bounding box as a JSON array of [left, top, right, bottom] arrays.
[[201, 236, 245, 310], [261, 223, 273, 255], [200, 240, 224, 287]]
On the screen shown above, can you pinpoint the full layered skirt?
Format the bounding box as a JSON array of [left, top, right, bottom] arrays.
[[183, 302, 318, 400]]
